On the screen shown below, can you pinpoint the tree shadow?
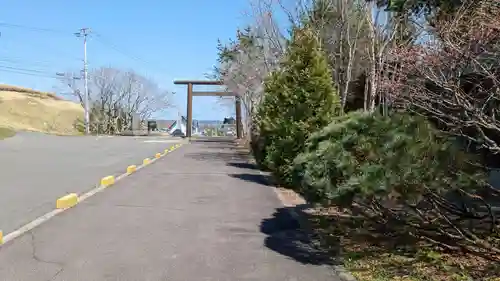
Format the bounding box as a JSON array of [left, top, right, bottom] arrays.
[[227, 162, 259, 170], [189, 137, 236, 143], [202, 144, 248, 152], [185, 151, 250, 162], [185, 139, 250, 163], [228, 173, 273, 186], [260, 207, 335, 265]]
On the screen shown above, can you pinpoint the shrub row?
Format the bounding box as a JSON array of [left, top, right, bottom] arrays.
[[251, 25, 497, 258]]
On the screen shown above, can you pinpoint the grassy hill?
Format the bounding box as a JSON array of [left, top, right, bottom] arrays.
[[0, 84, 84, 136]]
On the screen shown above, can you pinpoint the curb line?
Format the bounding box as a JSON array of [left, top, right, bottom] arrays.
[[0, 141, 187, 247]]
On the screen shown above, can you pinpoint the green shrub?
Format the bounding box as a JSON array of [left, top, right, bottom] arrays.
[[250, 114, 270, 170], [73, 118, 86, 134], [292, 111, 485, 206], [0, 127, 15, 139], [255, 26, 341, 186]]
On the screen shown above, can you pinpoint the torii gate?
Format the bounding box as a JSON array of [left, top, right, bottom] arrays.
[[173, 80, 242, 139]]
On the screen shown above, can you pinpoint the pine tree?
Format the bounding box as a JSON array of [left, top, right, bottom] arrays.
[[256, 26, 340, 187]]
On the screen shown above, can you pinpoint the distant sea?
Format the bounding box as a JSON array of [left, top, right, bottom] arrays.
[[154, 119, 226, 129]]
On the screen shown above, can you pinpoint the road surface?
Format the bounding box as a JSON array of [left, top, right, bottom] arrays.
[[0, 132, 183, 234], [0, 138, 339, 281]]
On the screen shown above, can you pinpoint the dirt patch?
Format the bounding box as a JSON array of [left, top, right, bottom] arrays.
[[274, 186, 500, 280], [306, 206, 500, 281]]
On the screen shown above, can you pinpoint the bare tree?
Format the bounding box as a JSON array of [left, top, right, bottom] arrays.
[[59, 67, 171, 134], [216, 12, 286, 138], [385, 0, 500, 154], [309, 0, 369, 111], [364, 5, 410, 112]]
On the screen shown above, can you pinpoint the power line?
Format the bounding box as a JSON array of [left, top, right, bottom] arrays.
[[92, 32, 170, 73], [0, 22, 84, 62], [0, 21, 174, 96], [92, 33, 151, 65], [0, 22, 72, 36], [0, 63, 114, 81], [0, 67, 59, 79], [0, 57, 70, 71], [0, 65, 54, 74], [0, 22, 169, 74], [0, 33, 83, 62], [0, 64, 72, 80]]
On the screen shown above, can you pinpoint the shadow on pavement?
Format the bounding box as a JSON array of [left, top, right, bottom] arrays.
[[185, 151, 249, 162], [227, 162, 259, 170], [228, 173, 273, 186], [190, 139, 336, 266], [260, 207, 333, 265], [189, 137, 235, 143]]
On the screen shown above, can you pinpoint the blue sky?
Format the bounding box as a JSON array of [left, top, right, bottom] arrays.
[[0, 0, 255, 121]]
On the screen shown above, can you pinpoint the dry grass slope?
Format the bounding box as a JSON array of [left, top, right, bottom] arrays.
[[0, 84, 84, 135]]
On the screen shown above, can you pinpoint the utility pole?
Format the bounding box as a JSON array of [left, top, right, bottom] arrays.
[[75, 28, 91, 135]]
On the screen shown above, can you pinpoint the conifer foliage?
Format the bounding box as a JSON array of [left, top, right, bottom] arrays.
[[255, 26, 341, 186]]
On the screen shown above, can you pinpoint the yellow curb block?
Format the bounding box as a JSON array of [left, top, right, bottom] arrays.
[[56, 193, 78, 209], [0, 142, 187, 248], [100, 175, 115, 187], [126, 165, 137, 174]]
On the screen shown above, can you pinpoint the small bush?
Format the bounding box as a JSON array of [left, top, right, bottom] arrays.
[[250, 114, 270, 170], [0, 127, 15, 139], [292, 111, 485, 206], [73, 118, 86, 134], [292, 111, 500, 261]]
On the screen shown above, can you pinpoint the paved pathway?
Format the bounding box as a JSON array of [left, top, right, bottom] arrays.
[[0, 139, 339, 281]]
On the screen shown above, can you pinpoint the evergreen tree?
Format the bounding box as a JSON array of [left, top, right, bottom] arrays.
[[256, 26, 340, 186]]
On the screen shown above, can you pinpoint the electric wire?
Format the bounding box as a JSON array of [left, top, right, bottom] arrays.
[[0, 22, 168, 80], [0, 22, 72, 36]]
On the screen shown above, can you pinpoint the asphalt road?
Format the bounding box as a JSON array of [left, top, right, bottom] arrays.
[[0, 139, 339, 281], [0, 132, 183, 234]]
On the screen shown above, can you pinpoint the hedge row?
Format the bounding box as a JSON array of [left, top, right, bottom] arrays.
[[251, 25, 485, 209]]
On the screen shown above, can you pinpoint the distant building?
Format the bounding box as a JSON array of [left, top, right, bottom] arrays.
[[223, 117, 235, 125]]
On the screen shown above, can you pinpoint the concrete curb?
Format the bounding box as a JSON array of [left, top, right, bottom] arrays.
[[235, 142, 357, 281], [0, 141, 186, 247]]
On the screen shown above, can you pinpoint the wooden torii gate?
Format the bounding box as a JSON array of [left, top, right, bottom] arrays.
[[173, 80, 242, 139]]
